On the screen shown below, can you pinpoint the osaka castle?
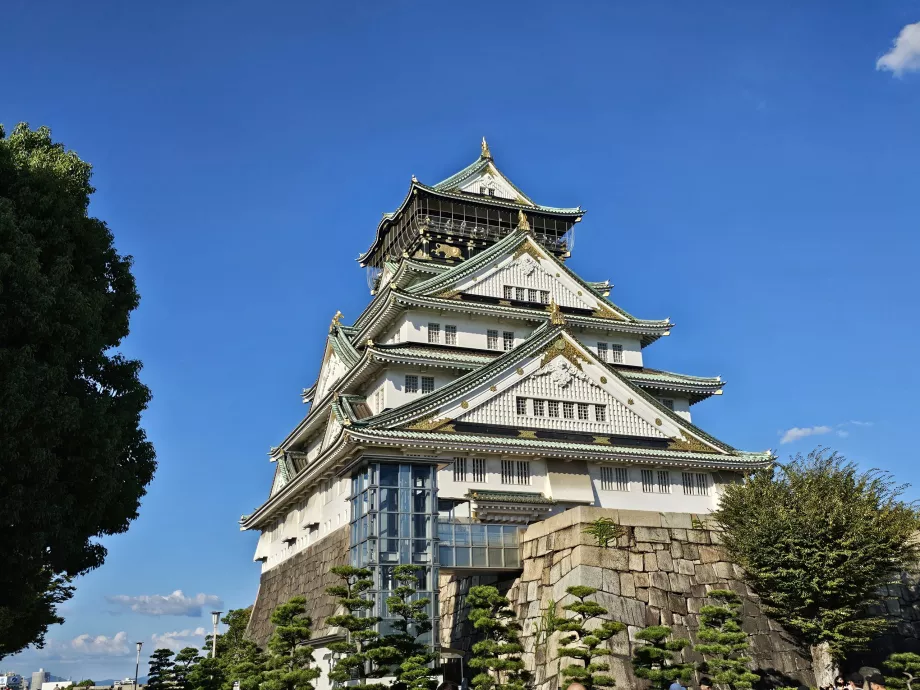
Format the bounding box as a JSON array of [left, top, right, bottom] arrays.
[[240, 139, 772, 673]]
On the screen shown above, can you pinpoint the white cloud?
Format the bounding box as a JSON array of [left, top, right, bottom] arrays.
[[779, 425, 833, 444], [849, 420, 874, 427], [877, 21, 920, 76], [151, 627, 207, 652], [35, 632, 132, 660], [106, 590, 223, 617]]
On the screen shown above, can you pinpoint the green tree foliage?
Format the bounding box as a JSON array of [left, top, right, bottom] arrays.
[[262, 596, 321, 690], [383, 565, 437, 690], [885, 652, 920, 690], [466, 585, 527, 690], [0, 123, 156, 657], [326, 565, 387, 690], [215, 608, 267, 690], [147, 648, 176, 690], [187, 657, 225, 690], [75, 681, 94, 687], [630, 626, 692, 689], [174, 646, 203, 690], [712, 450, 920, 662], [582, 518, 625, 548], [695, 589, 759, 690], [556, 585, 625, 690]]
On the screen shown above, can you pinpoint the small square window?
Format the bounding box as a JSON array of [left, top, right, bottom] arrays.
[[548, 401, 560, 418], [445, 325, 457, 345], [533, 399, 545, 416], [516, 397, 527, 415], [657, 470, 670, 494], [405, 375, 419, 393], [577, 403, 589, 420], [487, 330, 499, 350], [528, 289, 539, 303], [428, 323, 440, 344], [641, 469, 655, 493], [610, 344, 623, 364], [472, 458, 486, 482], [597, 342, 608, 362], [515, 287, 526, 301], [503, 331, 515, 351], [488, 188, 495, 197], [421, 376, 434, 394], [540, 290, 550, 304], [563, 402, 575, 419], [454, 457, 468, 482], [660, 398, 675, 411], [503, 286, 513, 300], [595, 405, 606, 422]]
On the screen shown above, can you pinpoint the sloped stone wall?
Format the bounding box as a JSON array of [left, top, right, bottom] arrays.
[[247, 526, 349, 646]]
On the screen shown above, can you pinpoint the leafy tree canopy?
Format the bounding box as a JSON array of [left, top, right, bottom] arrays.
[[0, 123, 156, 658], [713, 449, 920, 662]]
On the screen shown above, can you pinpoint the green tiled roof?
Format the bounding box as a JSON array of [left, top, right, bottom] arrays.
[[371, 344, 496, 366], [467, 490, 555, 505]]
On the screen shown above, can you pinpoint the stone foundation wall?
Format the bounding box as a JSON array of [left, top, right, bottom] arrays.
[[247, 526, 349, 646]]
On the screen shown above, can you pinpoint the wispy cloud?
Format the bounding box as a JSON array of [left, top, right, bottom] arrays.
[[780, 425, 833, 444], [33, 632, 132, 660], [877, 21, 920, 76], [106, 590, 222, 617], [151, 627, 207, 652]]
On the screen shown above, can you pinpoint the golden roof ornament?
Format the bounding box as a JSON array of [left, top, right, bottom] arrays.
[[480, 136, 492, 160], [516, 209, 531, 231], [549, 299, 566, 326], [329, 310, 343, 333]]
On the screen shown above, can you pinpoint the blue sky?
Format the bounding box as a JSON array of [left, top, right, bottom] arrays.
[[2, 0, 919, 680]]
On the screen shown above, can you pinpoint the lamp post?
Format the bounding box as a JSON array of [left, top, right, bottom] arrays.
[[134, 641, 143, 690], [211, 611, 223, 659]]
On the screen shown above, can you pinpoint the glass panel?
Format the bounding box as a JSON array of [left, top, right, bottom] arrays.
[[413, 515, 430, 539], [368, 463, 377, 485], [505, 548, 520, 568], [437, 520, 452, 542], [455, 547, 470, 567], [379, 464, 399, 487], [454, 524, 470, 546], [471, 524, 486, 547], [413, 489, 429, 513], [381, 514, 399, 538], [487, 525, 503, 546], [380, 488, 397, 512], [412, 465, 431, 488], [367, 538, 377, 563], [368, 488, 377, 511], [488, 547, 503, 567], [399, 464, 412, 488], [400, 539, 410, 563], [360, 492, 368, 516], [400, 513, 410, 538], [503, 526, 518, 546], [399, 489, 411, 513], [472, 547, 487, 567]]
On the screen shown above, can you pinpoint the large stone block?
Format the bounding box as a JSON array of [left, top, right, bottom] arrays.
[[686, 529, 711, 544], [617, 510, 662, 527], [643, 552, 658, 571], [649, 571, 671, 590], [660, 512, 694, 529], [657, 550, 675, 572], [698, 544, 724, 563], [635, 526, 670, 543], [620, 572, 636, 597], [629, 552, 645, 571]]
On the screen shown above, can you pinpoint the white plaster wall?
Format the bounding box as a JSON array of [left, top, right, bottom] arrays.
[[586, 463, 718, 513], [437, 456, 549, 501], [383, 365, 458, 409]]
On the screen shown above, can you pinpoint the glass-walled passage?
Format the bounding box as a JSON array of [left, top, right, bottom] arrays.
[[349, 461, 439, 643], [437, 520, 522, 569]]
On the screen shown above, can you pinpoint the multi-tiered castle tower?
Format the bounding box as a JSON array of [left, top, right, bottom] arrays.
[[241, 140, 772, 687]]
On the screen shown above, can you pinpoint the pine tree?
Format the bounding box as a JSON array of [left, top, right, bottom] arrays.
[[556, 585, 625, 690], [466, 585, 527, 690], [187, 656, 226, 690], [885, 652, 920, 690], [147, 648, 176, 690], [695, 590, 759, 690], [630, 626, 692, 689], [384, 565, 437, 690], [262, 596, 321, 690], [326, 565, 386, 690], [174, 646, 203, 690]]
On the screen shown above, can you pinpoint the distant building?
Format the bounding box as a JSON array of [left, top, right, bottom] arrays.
[[29, 671, 50, 690], [0, 674, 23, 690]]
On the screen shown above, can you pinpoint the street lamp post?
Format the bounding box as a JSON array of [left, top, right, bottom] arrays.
[[211, 611, 223, 659], [134, 641, 143, 690]]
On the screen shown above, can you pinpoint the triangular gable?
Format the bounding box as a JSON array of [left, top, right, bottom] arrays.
[[314, 344, 348, 402], [432, 152, 536, 207], [384, 329, 727, 454]]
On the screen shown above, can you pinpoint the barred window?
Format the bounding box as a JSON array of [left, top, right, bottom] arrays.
[[548, 400, 560, 417], [682, 472, 709, 496], [405, 375, 419, 393], [601, 466, 629, 491], [501, 460, 530, 485], [454, 457, 468, 482], [515, 287, 526, 301], [472, 458, 486, 482], [641, 469, 655, 493], [516, 397, 527, 415], [487, 329, 499, 349], [445, 325, 457, 345], [503, 285, 513, 300], [595, 405, 607, 422], [657, 470, 671, 493], [428, 323, 440, 344], [540, 290, 550, 304], [597, 342, 608, 362], [660, 398, 674, 411], [610, 344, 623, 364], [503, 331, 515, 351], [577, 403, 590, 420], [533, 399, 545, 416], [563, 402, 575, 419], [528, 289, 539, 303], [421, 376, 434, 394]]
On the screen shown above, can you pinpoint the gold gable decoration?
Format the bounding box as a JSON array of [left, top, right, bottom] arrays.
[[407, 415, 454, 431], [548, 299, 566, 326], [591, 304, 627, 321], [516, 209, 531, 231], [667, 434, 718, 454], [436, 288, 463, 300], [539, 337, 586, 370], [512, 241, 545, 262], [481, 136, 492, 160]]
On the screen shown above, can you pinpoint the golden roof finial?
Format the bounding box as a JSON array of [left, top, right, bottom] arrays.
[[516, 209, 531, 231], [549, 299, 565, 326], [481, 136, 492, 160], [329, 310, 343, 333]]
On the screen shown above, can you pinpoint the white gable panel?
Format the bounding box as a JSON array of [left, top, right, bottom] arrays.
[[321, 412, 343, 451], [457, 357, 665, 438], [315, 351, 346, 401], [457, 169, 521, 202], [463, 254, 593, 310]]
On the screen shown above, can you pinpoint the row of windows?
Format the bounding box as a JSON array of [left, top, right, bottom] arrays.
[[488, 329, 515, 351], [427, 323, 457, 345], [516, 397, 607, 422], [405, 375, 435, 394], [453, 457, 487, 483], [596, 342, 623, 364], [503, 285, 551, 305], [599, 466, 710, 496], [452, 457, 530, 485]]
